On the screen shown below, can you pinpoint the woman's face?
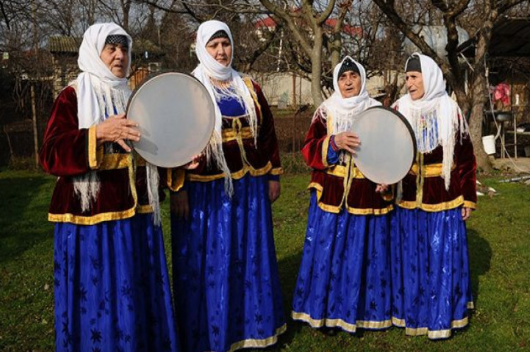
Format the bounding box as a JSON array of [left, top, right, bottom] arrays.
[[206, 37, 232, 67], [100, 43, 129, 78], [406, 71, 425, 100], [338, 71, 362, 98]]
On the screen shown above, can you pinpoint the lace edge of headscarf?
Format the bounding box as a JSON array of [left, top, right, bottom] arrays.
[[69, 76, 129, 127], [91, 75, 129, 124]]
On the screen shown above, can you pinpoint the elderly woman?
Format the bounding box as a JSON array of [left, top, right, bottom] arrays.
[[40, 23, 178, 351], [170, 20, 285, 352], [292, 57, 393, 334], [390, 53, 477, 339]]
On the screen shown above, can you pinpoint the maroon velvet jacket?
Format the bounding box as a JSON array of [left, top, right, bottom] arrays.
[[301, 112, 393, 215], [397, 131, 477, 211], [40, 86, 165, 225], [392, 104, 477, 211], [178, 78, 282, 184]]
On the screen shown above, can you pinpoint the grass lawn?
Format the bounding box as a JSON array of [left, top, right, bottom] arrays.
[[1, 166, 530, 351]]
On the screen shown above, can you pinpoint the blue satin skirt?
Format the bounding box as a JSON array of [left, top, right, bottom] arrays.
[[292, 191, 392, 333], [171, 174, 286, 352], [53, 214, 179, 352], [390, 207, 473, 339]]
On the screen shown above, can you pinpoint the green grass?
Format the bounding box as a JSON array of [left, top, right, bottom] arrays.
[[1, 167, 530, 351]]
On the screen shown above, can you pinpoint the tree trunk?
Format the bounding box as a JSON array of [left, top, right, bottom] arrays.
[[31, 83, 39, 168], [311, 28, 324, 106], [468, 17, 494, 173]]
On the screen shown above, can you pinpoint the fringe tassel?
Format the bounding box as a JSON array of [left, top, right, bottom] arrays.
[[146, 162, 161, 226], [73, 171, 100, 212]]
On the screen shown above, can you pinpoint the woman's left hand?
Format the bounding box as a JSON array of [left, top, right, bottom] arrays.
[[462, 207, 472, 221], [375, 184, 388, 193], [268, 180, 281, 203]]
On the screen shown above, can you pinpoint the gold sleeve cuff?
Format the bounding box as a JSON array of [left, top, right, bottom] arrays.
[[463, 201, 476, 209], [269, 167, 283, 176]]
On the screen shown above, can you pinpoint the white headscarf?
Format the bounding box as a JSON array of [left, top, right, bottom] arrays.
[[72, 23, 161, 225], [315, 56, 380, 135], [192, 20, 258, 195], [393, 52, 466, 190], [76, 23, 132, 128]]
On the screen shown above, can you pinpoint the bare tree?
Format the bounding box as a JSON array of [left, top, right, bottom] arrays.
[[258, 0, 352, 105], [372, 0, 528, 172]]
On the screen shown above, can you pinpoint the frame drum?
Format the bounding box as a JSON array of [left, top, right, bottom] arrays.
[[352, 106, 416, 184], [127, 72, 215, 168]]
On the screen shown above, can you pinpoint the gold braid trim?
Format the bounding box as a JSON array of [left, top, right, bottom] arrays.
[[98, 153, 131, 170], [325, 164, 365, 179], [292, 311, 392, 333], [242, 77, 262, 118], [322, 135, 331, 168], [398, 196, 464, 211], [307, 182, 393, 215], [48, 207, 136, 225], [339, 154, 355, 208], [216, 324, 286, 352], [188, 162, 273, 182], [392, 311, 471, 339], [345, 205, 393, 215], [136, 204, 153, 214], [222, 126, 254, 142], [232, 119, 251, 167], [416, 152, 424, 207], [410, 162, 455, 177], [88, 126, 100, 169], [269, 167, 283, 175], [128, 153, 138, 211]]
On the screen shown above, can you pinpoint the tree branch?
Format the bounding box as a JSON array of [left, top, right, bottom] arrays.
[[260, 0, 313, 57], [316, 0, 336, 25], [0, 0, 10, 30]]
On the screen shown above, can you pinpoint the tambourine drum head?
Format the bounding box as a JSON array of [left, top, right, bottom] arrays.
[[351, 106, 416, 184], [127, 72, 215, 168]]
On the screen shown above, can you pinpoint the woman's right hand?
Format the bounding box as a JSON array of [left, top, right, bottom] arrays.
[[170, 190, 190, 219], [95, 113, 140, 152], [333, 131, 360, 154]]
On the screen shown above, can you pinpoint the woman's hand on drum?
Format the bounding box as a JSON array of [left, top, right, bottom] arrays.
[[170, 190, 190, 219], [333, 132, 360, 154], [95, 113, 140, 152], [268, 180, 281, 203], [183, 154, 202, 170]]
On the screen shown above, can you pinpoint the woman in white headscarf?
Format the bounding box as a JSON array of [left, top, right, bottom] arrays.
[[169, 20, 285, 352], [390, 53, 476, 339], [40, 23, 179, 351], [292, 56, 394, 335]]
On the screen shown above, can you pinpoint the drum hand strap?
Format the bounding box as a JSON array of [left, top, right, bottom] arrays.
[[415, 152, 424, 207]]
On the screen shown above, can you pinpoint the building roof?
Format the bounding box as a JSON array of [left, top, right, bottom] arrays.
[[489, 17, 530, 57], [48, 36, 81, 53], [458, 17, 530, 58], [48, 36, 165, 57]]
